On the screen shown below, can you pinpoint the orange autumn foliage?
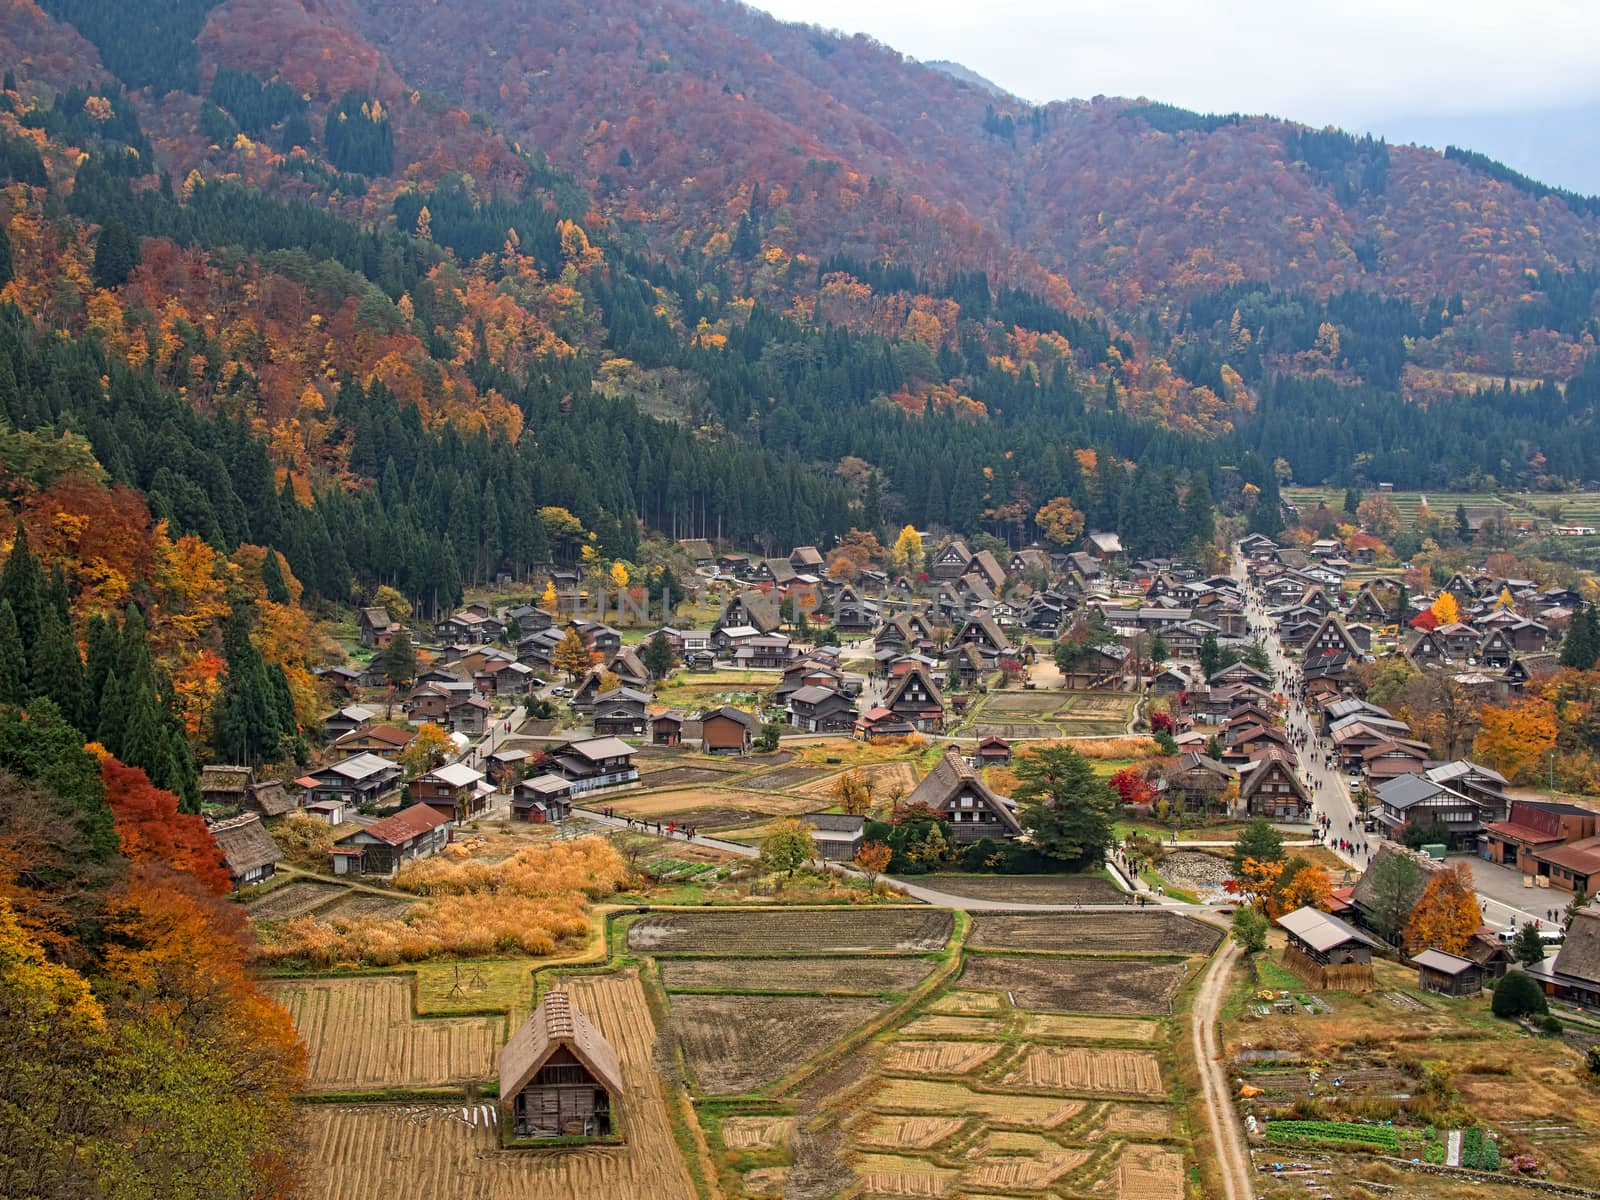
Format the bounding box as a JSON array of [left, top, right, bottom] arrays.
[[100, 757, 231, 895], [1472, 693, 1558, 783], [1403, 863, 1482, 955]]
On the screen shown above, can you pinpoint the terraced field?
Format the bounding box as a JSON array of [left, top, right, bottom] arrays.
[[270, 976, 504, 1090]]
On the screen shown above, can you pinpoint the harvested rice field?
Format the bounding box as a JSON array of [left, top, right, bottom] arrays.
[[1110, 1143, 1185, 1200], [969, 911, 1223, 954], [911, 873, 1126, 904], [296, 971, 695, 1200], [858, 1115, 969, 1150], [666, 994, 892, 1094], [270, 976, 503, 1091], [628, 908, 953, 954], [1003, 1046, 1164, 1094], [900, 1014, 1009, 1038], [872, 1078, 1086, 1127], [960, 956, 1188, 1014], [657, 955, 937, 994], [1021, 1013, 1162, 1042], [881, 1039, 1001, 1075], [926, 990, 1006, 1014], [719, 1115, 795, 1151], [854, 1153, 959, 1197]]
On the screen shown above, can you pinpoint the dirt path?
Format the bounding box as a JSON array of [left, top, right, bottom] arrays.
[[1191, 939, 1250, 1200]]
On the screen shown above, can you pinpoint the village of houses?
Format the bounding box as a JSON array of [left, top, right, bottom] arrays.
[[216, 527, 1600, 1200]]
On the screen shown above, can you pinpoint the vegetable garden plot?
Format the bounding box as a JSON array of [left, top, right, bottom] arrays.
[[628, 908, 953, 954]]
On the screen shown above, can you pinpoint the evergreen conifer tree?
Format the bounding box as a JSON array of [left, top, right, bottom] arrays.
[[0, 600, 26, 704]]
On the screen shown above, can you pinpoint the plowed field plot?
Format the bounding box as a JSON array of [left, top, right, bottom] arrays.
[[960, 956, 1187, 1015], [746, 764, 834, 790], [721, 1116, 795, 1150], [665, 994, 890, 1094], [882, 1040, 1000, 1075], [635, 765, 738, 787], [269, 976, 503, 1090], [628, 908, 953, 953], [297, 974, 694, 1200], [859, 1115, 968, 1149], [1112, 1143, 1184, 1199], [245, 879, 343, 920], [873, 1078, 1084, 1127], [1021, 1014, 1160, 1042], [1004, 1046, 1163, 1094], [311, 891, 415, 923], [914, 874, 1124, 904], [637, 806, 771, 832], [658, 956, 936, 994], [970, 912, 1222, 954]]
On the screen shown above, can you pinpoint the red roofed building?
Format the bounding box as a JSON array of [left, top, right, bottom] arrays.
[[331, 802, 453, 875], [1484, 800, 1599, 875]]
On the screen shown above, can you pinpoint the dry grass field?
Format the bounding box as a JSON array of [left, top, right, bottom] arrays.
[[657, 955, 936, 994], [628, 908, 953, 954], [969, 911, 1224, 955], [270, 976, 503, 1090], [793, 760, 921, 799], [960, 956, 1189, 1014], [296, 971, 696, 1200]]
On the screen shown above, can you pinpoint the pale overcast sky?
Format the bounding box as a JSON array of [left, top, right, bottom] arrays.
[[746, 0, 1600, 192]]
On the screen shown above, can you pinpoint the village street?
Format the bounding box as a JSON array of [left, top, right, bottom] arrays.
[[1234, 545, 1549, 935]]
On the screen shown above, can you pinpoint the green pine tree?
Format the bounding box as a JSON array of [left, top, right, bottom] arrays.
[[0, 522, 44, 648], [261, 549, 291, 604], [32, 607, 87, 730], [0, 601, 25, 704], [91, 217, 140, 289]]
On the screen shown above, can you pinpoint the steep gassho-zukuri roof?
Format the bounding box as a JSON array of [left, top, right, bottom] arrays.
[[499, 990, 626, 1102]]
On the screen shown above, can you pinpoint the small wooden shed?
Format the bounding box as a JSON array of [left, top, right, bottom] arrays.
[[1277, 906, 1382, 992], [499, 991, 624, 1142], [1413, 948, 1484, 997]]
